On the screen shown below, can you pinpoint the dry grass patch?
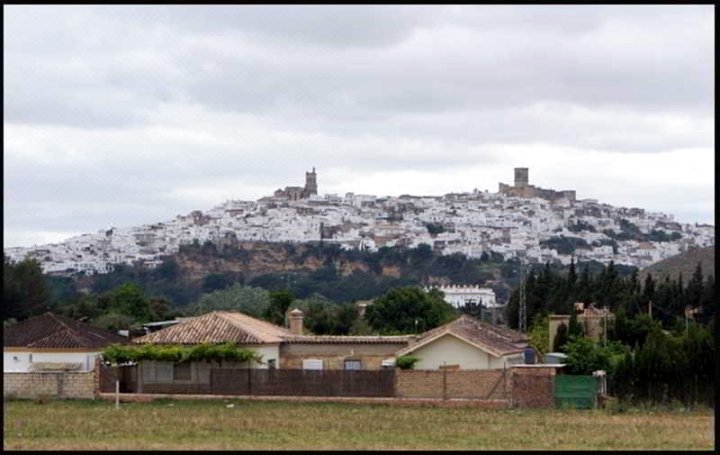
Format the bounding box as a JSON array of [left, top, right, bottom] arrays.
[[3, 398, 714, 450]]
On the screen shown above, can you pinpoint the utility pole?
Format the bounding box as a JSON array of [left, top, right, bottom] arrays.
[[519, 261, 526, 332]]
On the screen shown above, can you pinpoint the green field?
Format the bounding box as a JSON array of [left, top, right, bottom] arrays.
[[3, 399, 714, 450]]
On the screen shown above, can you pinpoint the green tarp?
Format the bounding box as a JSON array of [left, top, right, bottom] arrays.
[[554, 375, 598, 409]]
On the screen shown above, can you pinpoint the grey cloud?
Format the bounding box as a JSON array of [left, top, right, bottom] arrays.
[[98, 5, 435, 48], [4, 5, 713, 130], [3, 6, 714, 247]]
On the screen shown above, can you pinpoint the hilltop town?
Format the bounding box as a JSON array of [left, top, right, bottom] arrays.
[[5, 168, 714, 276]]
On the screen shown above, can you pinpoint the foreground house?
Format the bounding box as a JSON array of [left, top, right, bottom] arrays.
[[4, 312, 129, 399], [394, 315, 528, 370], [134, 311, 290, 367], [97, 310, 547, 400], [130, 310, 529, 375], [130, 311, 291, 392], [3, 312, 129, 373]]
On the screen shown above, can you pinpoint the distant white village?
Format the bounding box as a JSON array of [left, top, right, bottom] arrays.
[[5, 168, 714, 276]]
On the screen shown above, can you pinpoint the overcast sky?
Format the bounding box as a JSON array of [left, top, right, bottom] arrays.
[[4, 5, 715, 248]]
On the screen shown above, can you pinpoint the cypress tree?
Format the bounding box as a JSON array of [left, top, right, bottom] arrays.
[[578, 264, 592, 303], [568, 310, 584, 337], [568, 257, 577, 287], [642, 273, 656, 306], [553, 322, 569, 352], [685, 263, 704, 308]]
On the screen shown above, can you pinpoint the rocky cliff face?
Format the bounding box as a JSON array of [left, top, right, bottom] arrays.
[[174, 242, 376, 284]]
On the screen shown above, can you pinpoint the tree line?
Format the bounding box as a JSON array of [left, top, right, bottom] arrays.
[[3, 254, 457, 336], [513, 258, 715, 407]]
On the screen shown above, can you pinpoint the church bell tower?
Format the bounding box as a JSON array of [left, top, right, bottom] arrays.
[[304, 167, 317, 196]]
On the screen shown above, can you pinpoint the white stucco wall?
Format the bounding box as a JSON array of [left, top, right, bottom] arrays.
[[410, 334, 515, 370], [3, 350, 101, 373], [251, 344, 280, 369]]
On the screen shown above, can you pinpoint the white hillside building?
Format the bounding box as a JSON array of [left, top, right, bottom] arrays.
[[429, 285, 499, 309]]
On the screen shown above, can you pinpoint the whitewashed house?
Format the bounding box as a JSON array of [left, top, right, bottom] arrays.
[[3, 312, 129, 373]]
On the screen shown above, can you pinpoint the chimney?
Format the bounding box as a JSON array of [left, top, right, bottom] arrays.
[[288, 308, 304, 335]]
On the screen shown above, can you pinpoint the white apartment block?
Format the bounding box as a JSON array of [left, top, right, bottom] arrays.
[[429, 285, 499, 309]]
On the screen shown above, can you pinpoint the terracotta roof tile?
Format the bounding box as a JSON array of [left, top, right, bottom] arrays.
[[3, 312, 129, 349], [284, 335, 411, 344], [396, 314, 528, 357], [133, 311, 292, 345]]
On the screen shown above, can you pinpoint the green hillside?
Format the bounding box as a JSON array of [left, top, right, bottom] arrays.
[[638, 246, 715, 282]]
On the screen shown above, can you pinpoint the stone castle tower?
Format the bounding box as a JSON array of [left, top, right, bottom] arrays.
[[514, 167, 529, 187], [304, 167, 317, 196], [498, 167, 576, 202]]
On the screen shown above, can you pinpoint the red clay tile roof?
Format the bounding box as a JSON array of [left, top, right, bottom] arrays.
[[3, 312, 129, 349], [284, 335, 411, 344], [133, 311, 293, 345], [395, 314, 529, 357]]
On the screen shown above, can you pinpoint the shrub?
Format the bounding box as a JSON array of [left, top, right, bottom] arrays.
[[101, 343, 262, 365], [396, 355, 420, 370]]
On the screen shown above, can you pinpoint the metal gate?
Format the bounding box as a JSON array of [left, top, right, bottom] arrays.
[[554, 375, 598, 409]]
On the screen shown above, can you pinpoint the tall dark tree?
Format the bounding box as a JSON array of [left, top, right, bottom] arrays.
[[2, 256, 51, 320], [577, 264, 592, 303], [553, 322, 569, 352], [642, 273, 656, 307], [365, 286, 456, 334], [264, 290, 295, 326], [568, 311, 584, 337], [628, 269, 639, 294], [698, 274, 715, 325], [685, 263, 704, 309], [567, 257, 577, 288]]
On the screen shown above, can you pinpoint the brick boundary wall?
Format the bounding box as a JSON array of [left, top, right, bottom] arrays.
[[395, 370, 444, 399], [93, 365, 557, 409], [3, 372, 96, 399], [510, 367, 556, 408], [395, 369, 509, 400]]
